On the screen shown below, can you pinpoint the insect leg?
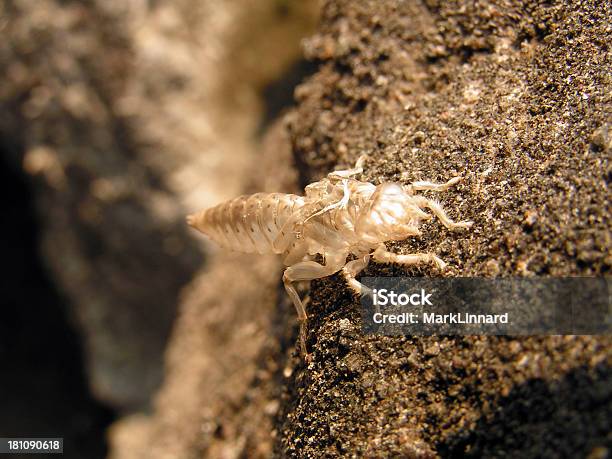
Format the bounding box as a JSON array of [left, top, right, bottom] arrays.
[[412, 196, 473, 231], [282, 239, 309, 266], [283, 253, 348, 358], [303, 179, 351, 224], [409, 176, 463, 192], [372, 244, 447, 270], [342, 255, 372, 297], [328, 154, 368, 179]]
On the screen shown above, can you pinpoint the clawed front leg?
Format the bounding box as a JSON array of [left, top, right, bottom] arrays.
[[372, 244, 447, 270], [404, 176, 473, 230], [412, 196, 473, 231], [283, 254, 347, 359]]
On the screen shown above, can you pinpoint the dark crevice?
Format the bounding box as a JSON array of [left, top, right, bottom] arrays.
[[258, 58, 320, 136], [436, 363, 612, 458], [0, 148, 115, 459]]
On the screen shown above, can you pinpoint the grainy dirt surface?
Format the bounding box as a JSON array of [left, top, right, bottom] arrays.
[[277, 0, 611, 457]]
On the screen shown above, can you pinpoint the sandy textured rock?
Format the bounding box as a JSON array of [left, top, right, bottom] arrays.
[[277, 1, 611, 457], [112, 0, 610, 457]]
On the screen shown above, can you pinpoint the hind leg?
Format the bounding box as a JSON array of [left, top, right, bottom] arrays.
[[283, 253, 347, 359], [342, 255, 371, 297]]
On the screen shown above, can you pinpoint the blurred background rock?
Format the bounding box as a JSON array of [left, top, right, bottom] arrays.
[[0, 0, 319, 456]]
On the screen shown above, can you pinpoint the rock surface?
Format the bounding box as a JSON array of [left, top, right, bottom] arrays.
[[112, 1, 610, 457], [1, 0, 609, 457], [278, 1, 611, 457], [0, 0, 318, 410]]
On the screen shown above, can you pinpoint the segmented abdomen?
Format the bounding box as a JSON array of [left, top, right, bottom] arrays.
[[187, 193, 306, 254]]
